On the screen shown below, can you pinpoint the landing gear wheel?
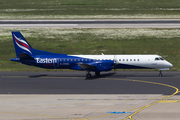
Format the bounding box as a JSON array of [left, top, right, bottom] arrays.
[[159, 71, 162, 77], [86, 73, 91, 78], [95, 72, 100, 76]]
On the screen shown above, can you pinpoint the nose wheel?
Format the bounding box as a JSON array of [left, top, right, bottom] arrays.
[[159, 71, 162, 77]]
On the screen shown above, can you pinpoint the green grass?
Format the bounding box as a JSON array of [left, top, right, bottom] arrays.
[[0, 28, 179, 71], [1, 0, 180, 19]]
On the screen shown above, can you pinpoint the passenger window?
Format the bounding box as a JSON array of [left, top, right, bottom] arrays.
[[126, 59, 128, 61], [134, 59, 136, 61], [123, 59, 125, 61], [137, 59, 139, 61], [63, 59, 65, 61], [119, 59, 121, 61], [81, 59, 83, 61], [74, 59, 76, 61], [130, 59, 132, 61], [71, 59, 73, 61]]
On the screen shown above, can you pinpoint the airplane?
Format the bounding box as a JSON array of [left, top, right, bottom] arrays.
[[10, 31, 173, 78]]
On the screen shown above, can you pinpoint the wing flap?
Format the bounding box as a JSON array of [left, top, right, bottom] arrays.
[[77, 60, 114, 72], [78, 63, 97, 70]]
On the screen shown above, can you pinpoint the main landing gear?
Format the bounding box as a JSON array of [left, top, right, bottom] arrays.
[[95, 72, 100, 76], [86, 71, 91, 78], [86, 71, 101, 78], [159, 70, 162, 77]]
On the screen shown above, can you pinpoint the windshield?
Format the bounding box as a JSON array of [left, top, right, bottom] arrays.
[[155, 57, 165, 61], [155, 57, 160, 61], [159, 57, 164, 60]]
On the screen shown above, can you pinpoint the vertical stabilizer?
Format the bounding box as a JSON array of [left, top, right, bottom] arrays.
[[12, 31, 33, 58]]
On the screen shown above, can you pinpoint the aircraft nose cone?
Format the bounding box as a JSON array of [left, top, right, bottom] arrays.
[[169, 63, 173, 68], [167, 62, 173, 68]]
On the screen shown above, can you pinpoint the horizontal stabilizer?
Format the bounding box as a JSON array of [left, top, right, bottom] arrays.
[[18, 53, 34, 60], [10, 58, 20, 62]]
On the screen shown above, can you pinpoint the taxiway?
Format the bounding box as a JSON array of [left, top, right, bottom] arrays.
[[0, 71, 180, 120], [1, 19, 180, 28]]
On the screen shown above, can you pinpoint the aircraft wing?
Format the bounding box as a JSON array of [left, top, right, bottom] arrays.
[[77, 60, 114, 72], [78, 63, 97, 70]]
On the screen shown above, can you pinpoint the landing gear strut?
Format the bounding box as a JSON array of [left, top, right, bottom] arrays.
[[159, 70, 162, 77], [86, 71, 91, 78]]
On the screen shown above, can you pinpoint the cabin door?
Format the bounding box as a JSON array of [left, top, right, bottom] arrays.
[[53, 58, 59, 68]]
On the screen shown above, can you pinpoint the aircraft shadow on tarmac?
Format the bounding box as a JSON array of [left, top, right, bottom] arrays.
[[87, 73, 174, 80], [28, 72, 174, 79], [28, 73, 116, 79], [85, 73, 116, 80], [29, 74, 48, 78]]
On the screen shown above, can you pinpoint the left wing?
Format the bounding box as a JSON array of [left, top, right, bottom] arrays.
[[78, 63, 97, 70], [77, 60, 114, 72]]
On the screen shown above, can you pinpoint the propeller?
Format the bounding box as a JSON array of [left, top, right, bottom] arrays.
[[113, 55, 118, 73]]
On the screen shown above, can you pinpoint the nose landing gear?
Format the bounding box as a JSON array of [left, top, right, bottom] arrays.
[[159, 70, 162, 77]]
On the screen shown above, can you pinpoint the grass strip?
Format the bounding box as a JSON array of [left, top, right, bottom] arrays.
[[1, 0, 180, 19], [0, 28, 179, 71]]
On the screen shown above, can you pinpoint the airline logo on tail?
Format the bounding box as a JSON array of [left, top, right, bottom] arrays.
[[13, 34, 32, 54]]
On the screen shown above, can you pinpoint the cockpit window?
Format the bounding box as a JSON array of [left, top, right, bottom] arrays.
[[159, 57, 164, 60], [155, 57, 165, 61], [155, 57, 160, 61]]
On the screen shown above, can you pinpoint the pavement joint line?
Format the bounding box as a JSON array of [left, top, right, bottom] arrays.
[[2, 96, 166, 108], [2, 100, 133, 108], [0, 112, 73, 119], [57, 99, 162, 100], [87, 113, 115, 119]]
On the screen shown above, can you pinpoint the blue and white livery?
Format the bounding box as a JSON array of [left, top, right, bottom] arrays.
[[11, 31, 173, 78]]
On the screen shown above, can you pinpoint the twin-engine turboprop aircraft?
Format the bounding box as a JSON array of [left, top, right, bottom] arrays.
[[11, 31, 173, 78]]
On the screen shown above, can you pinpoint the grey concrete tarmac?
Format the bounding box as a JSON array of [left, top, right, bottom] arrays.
[[0, 71, 180, 120], [1, 19, 180, 28], [0, 71, 180, 94]]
